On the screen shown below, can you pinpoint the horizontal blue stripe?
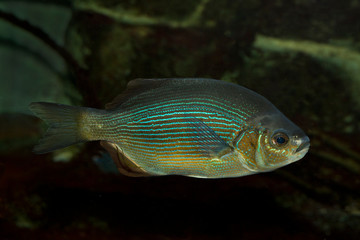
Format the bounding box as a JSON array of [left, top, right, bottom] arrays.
[[122, 139, 225, 147], [102, 95, 251, 122]]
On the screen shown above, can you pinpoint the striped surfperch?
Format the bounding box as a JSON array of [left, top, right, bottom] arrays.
[[29, 78, 310, 178]]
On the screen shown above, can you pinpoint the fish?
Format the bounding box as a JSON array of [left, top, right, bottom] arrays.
[[29, 78, 310, 178]]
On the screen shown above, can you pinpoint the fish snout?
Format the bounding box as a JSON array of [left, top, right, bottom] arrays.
[[295, 136, 310, 153]]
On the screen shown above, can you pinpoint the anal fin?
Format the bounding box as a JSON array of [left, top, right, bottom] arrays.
[[100, 141, 151, 177]]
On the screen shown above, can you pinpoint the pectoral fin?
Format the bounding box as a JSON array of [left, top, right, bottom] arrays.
[[182, 115, 233, 159], [100, 141, 151, 177]]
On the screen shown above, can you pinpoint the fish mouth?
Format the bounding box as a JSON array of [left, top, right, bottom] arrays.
[[295, 139, 310, 153]]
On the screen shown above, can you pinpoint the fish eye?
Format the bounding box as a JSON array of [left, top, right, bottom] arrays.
[[271, 132, 289, 147]]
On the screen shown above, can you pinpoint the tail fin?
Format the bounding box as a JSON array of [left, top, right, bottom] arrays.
[[29, 102, 86, 154]]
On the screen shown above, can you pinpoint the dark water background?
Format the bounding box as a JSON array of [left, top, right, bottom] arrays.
[[1, 1, 360, 239]]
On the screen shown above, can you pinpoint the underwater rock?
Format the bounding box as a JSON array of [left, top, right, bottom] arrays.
[[254, 34, 360, 108]]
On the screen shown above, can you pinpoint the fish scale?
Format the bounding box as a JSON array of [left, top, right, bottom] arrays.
[[29, 78, 310, 178], [83, 81, 263, 176]]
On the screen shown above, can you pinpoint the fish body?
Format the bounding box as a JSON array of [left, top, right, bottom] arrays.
[[29, 78, 310, 178]]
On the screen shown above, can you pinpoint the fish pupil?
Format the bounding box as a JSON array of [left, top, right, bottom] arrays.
[[276, 136, 286, 144]]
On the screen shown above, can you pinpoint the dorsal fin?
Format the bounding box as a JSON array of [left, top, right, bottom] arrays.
[[105, 78, 218, 110], [105, 78, 166, 110]]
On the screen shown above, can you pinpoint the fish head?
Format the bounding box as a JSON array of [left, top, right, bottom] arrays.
[[251, 113, 310, 171]]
